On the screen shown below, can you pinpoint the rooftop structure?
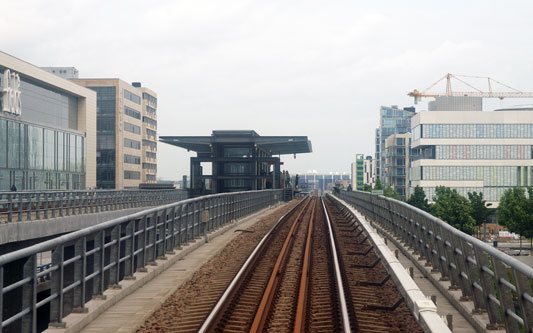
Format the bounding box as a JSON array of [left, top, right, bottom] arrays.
[[160, 130, 312, 194]]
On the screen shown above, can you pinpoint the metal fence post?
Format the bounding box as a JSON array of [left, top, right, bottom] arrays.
[[21, 254, 37, 332], [109, 225, 121, 289], [49, 244, 65, 327], [73, 237, 88, 313]]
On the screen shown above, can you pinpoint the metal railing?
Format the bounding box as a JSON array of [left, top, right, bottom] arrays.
[[0, 189, 189, 223], [337, 190, 533, 332], [0, 189, 282, 332]]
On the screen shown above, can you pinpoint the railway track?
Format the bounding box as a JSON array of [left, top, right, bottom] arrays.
[[140, 196, 423, 332]]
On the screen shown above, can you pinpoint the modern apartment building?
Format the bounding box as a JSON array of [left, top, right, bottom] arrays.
[[351, 154, 364, 190], [133, 83, 157, 184], [72, 79, 154, 189], [0, 52, 96, 190], [410, 108, 533, 204], [385, 133, 410, 200], [363, 156, 375, 187], [352, 155, 375, 190], [375, 105, 416, 181]]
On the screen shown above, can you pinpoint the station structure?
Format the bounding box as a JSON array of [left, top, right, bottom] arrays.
[[160, 130, 312, 195]]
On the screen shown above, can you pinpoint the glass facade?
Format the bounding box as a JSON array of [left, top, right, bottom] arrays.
[[413, 166, 529, 186], [421, 186, 519, 203], [414, 124, 533, 139], [0, 71, 78, 131], [89, 86, 116, 189], [0, 118, 85, 190], [377, 106, 415, 181]]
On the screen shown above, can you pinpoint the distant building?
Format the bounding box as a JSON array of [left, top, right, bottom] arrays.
[[296, 173, 350, 193], [0, 52, 96, 190], [385, 133, 410, 200], [363, 156, 376, 187], [410, 108, 533, 204], [41, 67, 79, 79], [352, 154, 364, 190], [352, 155, 374, 190], [72, 79, 156, 189], [160, 130, 312, 195], [376, 105, 416, 182], [133, 83, 158, 184], [428, 96, 482, 111]]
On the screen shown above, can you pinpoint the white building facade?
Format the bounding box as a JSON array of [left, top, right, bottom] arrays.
[[410, 109, 533, 204]]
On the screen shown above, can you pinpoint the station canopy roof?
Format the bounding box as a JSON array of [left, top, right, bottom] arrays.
[[160, 130, 312, 155]]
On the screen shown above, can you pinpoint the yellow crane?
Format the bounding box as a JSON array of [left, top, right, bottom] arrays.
[[408, 73, 533, 104]]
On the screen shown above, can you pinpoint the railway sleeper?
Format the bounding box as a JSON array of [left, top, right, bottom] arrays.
[[350, 258, 381, 268], [361, 297, 404, 311], [356, 274, 391, 287], [347, 246, 373, 256]]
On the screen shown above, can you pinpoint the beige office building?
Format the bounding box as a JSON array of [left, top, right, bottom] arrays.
[[137, 85, 157, 183], [0, 52, 96, 190], [411, 109, 533, 204], [72, 79, 156, 189]]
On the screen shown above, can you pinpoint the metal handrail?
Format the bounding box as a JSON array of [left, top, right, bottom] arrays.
[[0, 189, 283, 332], [0, 189, 188, 223], [337, 190, 533, 332]]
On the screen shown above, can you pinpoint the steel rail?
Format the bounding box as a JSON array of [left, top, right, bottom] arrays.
[[249, 197, 313, 331], [321, 197, 352, 333], [198, 197, 309, 333], [293, 198, 316, 332]]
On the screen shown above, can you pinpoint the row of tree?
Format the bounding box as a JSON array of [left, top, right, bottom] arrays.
[[360, 181, 533, 242]]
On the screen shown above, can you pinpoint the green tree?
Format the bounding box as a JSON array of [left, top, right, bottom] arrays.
[[432, 186, 476, 235], [497, 187, 533, 253], [407, 186, 430, 211], [384, 186, 401, 200], [373, 178, 383, 190], [362, 184, 372, 192], [467, 191, 492, 237]]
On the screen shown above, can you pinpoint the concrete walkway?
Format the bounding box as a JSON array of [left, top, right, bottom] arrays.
[[45, 203, 287, 333], [384, 239, 475, 332]]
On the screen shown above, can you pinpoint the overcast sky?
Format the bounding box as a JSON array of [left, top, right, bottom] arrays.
[[3, 0, 533, 180]]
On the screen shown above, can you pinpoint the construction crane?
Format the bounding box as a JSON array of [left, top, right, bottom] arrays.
[[408, 73, 533, 104]]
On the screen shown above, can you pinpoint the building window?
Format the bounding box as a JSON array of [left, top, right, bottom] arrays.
[[146, 128, 156, 137], [142, 92, 157, 106], [124, 89, 141, 104], [124, 106, 141, 119], [146, 151, 156, 159], [124, 138, 141, 150], [124, 122, 141, 134], [124, 154, 140, 164], [142, 163, 157, 170], [124, 170, 140, 179], [142, 116, 157, 127], [224, 147, 252, 158], [143, 140, 157, 149]]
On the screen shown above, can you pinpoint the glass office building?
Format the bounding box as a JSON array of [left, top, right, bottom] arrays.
[[410, 108, 533, 204], [376, 105, 416, 182], [0, 52, 96, 190]]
